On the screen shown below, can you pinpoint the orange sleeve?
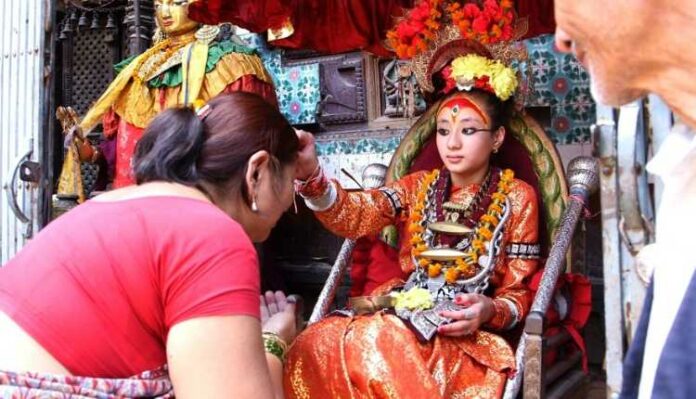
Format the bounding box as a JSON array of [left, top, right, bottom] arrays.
[[486, 179, 540, 330], [302, 171, 426, 240]]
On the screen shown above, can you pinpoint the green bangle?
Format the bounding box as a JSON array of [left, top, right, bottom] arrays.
[[262, 332, 288, 362]]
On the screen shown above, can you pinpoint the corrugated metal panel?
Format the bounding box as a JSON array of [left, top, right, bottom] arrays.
[[0, 0, 44, 264]]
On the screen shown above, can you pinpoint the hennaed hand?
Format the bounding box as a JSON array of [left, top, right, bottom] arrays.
[[436, 293, 495, 337], [260, 290, 299, 344], [294, 129, 319, 180]]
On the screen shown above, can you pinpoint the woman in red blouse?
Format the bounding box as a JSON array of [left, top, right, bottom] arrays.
[[0, 92, 300, 398]]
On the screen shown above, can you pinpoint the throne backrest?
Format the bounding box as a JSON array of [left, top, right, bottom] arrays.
[[385, 99, 568, 256]]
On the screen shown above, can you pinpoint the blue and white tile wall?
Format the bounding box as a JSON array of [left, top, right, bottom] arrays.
[[314, 133, 403, 189], [524, 34, 595, 144]]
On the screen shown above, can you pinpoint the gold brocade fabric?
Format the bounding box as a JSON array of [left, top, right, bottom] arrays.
[[80, 48, 273, 132], [56, 144, 85, 202], [112, 51, 273, 128], [286, 171, 540, 397], [285, 313, 512, 398]]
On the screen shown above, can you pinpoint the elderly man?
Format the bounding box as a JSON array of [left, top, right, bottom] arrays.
[[554, 1, 696, 398]]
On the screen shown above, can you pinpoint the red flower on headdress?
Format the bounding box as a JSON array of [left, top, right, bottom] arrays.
[[483, 0, 503, 19], [387, 0, 517, 59], [396, 23, 420, 42], [501, 23, 514, 40], [439, 65, 457, 95], [410, 1, 432, 23], [472, 15, 491, 34], [474, 76, 495, 94], [462, 3, 481, 19]]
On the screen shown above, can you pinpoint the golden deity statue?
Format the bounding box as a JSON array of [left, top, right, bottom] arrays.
[[57, 0, 276, 201]]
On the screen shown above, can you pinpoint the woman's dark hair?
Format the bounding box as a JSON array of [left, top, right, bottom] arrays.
[[430, 70, 514, 130], [133, 92, 299, 203]]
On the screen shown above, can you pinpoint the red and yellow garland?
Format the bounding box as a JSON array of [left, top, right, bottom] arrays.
[[387, 0, 516, 59], [409, 168, 515, 284]]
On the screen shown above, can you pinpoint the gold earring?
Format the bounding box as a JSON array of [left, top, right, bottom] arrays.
[[493, 147, 499, 154]]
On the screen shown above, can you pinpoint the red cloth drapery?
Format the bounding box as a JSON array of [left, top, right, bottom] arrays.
[[189, 0, 414, 56], [188, 0, 556, 56], [269, 0, 414, 56], [188, 0, 292, 33], [517, 0, 556, 39]]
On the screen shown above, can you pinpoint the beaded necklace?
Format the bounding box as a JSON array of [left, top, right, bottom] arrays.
[[409, 168, 515, 284]]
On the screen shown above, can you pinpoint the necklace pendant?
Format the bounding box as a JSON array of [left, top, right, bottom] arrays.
[[427, 221, 473, 236], [447, 211, 459, 223]]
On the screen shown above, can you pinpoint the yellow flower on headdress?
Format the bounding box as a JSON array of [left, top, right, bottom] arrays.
[[451, 55, 490, 84], [448, 54, 518, 101], [489, 63, 518, 101]]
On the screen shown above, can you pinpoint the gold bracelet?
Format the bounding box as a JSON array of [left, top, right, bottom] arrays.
[[262, 332, 288, 362]]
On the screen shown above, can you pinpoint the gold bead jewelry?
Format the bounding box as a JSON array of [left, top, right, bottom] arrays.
[[262, 332, 288, 362]]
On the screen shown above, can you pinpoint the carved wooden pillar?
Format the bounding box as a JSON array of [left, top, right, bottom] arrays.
[[124, 0, 154, 56]]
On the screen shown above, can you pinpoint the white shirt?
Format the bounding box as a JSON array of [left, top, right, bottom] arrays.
[[638, 123, 696, 399]]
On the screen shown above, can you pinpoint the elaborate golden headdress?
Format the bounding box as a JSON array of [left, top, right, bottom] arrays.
[[386, 0, 528, 101]]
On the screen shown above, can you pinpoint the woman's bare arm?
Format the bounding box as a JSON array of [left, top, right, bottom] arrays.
[[167, 315, 281, 399]]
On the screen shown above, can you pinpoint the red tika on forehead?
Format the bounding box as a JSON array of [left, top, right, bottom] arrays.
[[438, 97, 489, 125]]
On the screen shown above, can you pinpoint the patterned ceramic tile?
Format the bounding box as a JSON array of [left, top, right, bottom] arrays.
[[314, 131, 405, 189], [237, 33, 321, 125], [523, 34, 596, 144]]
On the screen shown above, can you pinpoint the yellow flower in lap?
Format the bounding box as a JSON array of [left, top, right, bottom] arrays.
[[392, 287, 434, 311]]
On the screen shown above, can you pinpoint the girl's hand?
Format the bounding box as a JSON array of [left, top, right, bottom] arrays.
[[294, 129, 319, 180], [437, 294, 495, 337]]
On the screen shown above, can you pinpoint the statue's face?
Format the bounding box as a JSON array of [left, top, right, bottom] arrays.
[[155, 0, 198, 36]]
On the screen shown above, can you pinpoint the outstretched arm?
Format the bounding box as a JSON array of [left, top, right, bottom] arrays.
[[294, 130, 423, 240], [168, 315, 279, 399]]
